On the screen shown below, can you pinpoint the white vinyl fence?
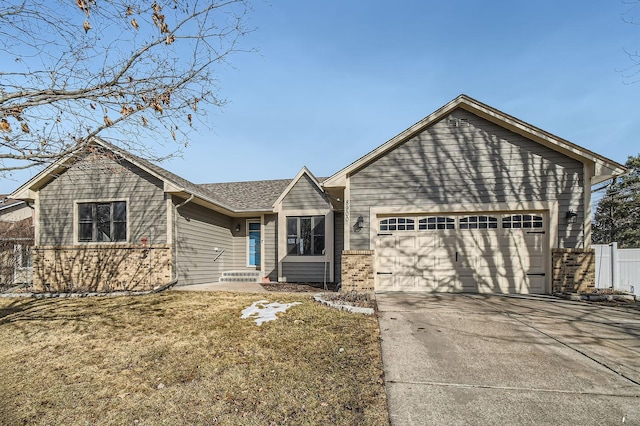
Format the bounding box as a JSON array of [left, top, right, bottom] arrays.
[[594, 243, 640, 297]]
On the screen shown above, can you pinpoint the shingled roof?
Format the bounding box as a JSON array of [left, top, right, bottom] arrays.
[[11, 138, 325, 213], [199, 179, 292, 211]]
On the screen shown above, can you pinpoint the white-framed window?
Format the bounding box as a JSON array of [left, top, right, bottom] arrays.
[[459, 215, 498, 229], [379, 217, 415, 231], [78, 201, 127, 242], [287, 216, 325, 255], [502, 214, 544, 229], [418, 216, 455, 230]]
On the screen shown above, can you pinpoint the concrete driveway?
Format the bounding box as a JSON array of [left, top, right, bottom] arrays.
[[377, 294, 640, 425]]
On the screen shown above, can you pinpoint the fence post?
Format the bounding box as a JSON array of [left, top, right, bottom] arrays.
[[610, 242, 618, 288]]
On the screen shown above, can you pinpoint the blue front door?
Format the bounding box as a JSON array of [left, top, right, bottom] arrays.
[[248, 221, 261, 267]]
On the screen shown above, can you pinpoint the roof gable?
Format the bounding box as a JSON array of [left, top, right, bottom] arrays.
[[10, 137, 258, 214], [272, 167, 327, 209], [323, 94, 627, 187]]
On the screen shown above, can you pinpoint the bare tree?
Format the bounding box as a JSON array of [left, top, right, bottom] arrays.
[[0, 0, 252, 176], [621, 0, 640, 82]]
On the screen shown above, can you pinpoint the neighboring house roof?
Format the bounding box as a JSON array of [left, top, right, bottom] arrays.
[[200, 179, 292, 211], [0, 217, 33, 240], [323, 94, 627, 187], [0, 197, 25, 212]]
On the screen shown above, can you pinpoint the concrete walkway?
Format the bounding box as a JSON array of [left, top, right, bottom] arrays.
[[377, 293, 640, 425], [171, 282, 267, 293]]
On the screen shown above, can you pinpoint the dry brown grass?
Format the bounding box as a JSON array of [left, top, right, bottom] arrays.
[[0, 291, 388, 425]]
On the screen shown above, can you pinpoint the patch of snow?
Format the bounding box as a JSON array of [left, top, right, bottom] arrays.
[[241, 300, 302, 326], [313, 294, 374, 315]]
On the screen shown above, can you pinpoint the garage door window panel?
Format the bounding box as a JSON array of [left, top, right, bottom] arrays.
[[380, 217, 415, 231], [502, 214, 544, 229], [419, 217, 455, 230], [459, 215, 498, 229]]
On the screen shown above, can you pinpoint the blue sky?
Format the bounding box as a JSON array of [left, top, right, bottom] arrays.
[[3, 0, 640, 193]]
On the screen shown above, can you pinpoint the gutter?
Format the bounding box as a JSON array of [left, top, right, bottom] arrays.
[[591, 169, 633, 193]]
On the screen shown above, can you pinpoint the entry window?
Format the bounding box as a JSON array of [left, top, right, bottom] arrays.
[[78, 201, 127, 242], [459, 215, 498, 229], [419, 217, 455, 230], [287, 216, 325, 255], [248, 221, 261, 266], [502, 214, 543, 229], [379, 217, 415, 231]]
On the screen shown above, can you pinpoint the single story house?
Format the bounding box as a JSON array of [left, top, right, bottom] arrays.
[[10, 95, 626, 294]]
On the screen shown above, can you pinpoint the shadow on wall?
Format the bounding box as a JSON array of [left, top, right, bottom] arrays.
[[349, 110, 585, 293], [33, 245, 172, 292], [35, 153, 171, 291]]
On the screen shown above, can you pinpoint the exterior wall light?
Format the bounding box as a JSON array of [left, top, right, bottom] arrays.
[[235, 224, 241, 232], [565, 210, 578, 224], [355, 216, 364, 229]]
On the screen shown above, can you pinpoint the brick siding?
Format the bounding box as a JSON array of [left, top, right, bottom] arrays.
[[552, 248, 595, 294], [32, 245, 172, 292], [340, 250, 375, 293]]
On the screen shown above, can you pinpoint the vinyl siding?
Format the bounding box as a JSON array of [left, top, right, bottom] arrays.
[[333, 211, 343, 284], [229, 220, 262, 271], [175, 199, 233, 285], [349, 108, 585, 249], [231, 222, 247, 270], [264, 214, 277, 281], [282, 175, 328, 210], [39, 154, 167, 246], [282, 262, 329, 283]]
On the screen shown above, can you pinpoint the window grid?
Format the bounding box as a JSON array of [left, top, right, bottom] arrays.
[[418, 217, 455, 230], [502, 214, 544, 229], [380, 217, 415, 231], [459, 215, 498, 229], [379, 213, 544, 232]]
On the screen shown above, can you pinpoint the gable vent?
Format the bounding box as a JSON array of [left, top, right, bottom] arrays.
[[448, 117, 469, 127]]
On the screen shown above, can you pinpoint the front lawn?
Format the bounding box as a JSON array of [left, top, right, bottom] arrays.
[[0, 291, 388, 425]]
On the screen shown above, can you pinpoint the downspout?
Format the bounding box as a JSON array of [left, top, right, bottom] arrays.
[[176, 194, 194, 209], [165, 193, 195, 290]]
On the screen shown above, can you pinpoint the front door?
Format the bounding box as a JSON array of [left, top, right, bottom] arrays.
[[248, 221, 261, 267]]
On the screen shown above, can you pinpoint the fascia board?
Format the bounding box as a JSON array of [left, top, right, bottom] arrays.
[[324, 94, 627, 185]]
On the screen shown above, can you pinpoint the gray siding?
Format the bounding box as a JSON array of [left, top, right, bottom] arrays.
[[228, 220, 262, 271], [334, 211, 343, 284], [231, 221, 247, 270], [282, 174, 328, 210], [282, 262, 329, 283], [349, 109, 585, 249], [175, 199, 233, 285], [39, 154, 167, 246], [264, 214, 278, 281]]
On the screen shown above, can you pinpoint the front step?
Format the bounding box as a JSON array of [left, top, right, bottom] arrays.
[[219, 270, 261, 283]]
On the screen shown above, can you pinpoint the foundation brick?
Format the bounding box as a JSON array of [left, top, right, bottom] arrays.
[[341, 250, 375, 293], [32, 244, 172, 292], [552, 248, 595, 294]]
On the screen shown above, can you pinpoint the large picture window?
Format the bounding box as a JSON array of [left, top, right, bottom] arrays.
[[287, 216, 325, 256], [78, 201, 127, 242]]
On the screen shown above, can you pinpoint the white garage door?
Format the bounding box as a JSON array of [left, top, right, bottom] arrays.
[[375, 213, 547, 294]]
